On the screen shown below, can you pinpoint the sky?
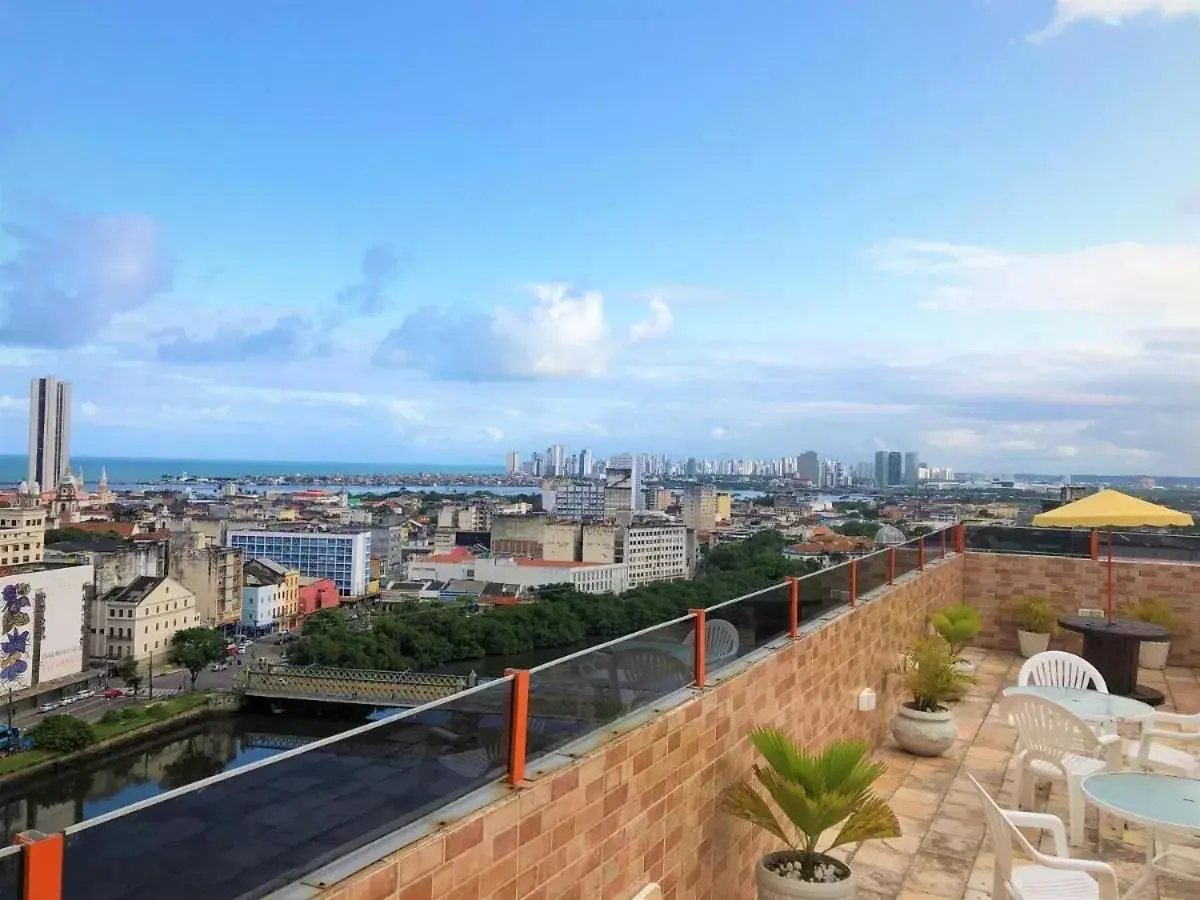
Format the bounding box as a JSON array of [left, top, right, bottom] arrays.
[[1, 1, 1199, 474]]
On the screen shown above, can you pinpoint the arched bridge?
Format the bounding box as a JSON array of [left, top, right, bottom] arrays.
[[241, 664, 478, 707]]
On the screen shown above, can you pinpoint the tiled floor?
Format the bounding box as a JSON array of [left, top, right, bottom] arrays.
[[841, 648, 1200, 899]]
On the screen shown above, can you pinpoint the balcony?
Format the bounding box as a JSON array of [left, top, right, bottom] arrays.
[[7, 525, 1200, 899]]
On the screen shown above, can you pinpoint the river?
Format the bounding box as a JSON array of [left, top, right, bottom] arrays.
[[0, 711, 377, 842]]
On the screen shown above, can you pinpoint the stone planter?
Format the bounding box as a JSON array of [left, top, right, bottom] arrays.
[[1017, 630, 1051, 658], [1139, 640, 1170, 670], [757, 851, 856, 900], [891, 702, 957, 757]]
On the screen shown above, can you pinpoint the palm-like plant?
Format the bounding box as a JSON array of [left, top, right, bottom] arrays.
[[721, 728, 900, 883], [898, 636, 973, 712], [931, 604, 981, 657]]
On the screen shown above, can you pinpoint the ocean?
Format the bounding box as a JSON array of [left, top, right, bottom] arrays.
[[0, 455, 504, 488]]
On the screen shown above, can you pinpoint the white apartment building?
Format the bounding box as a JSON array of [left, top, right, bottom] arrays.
[[0, 487, 47, 568], [225, 528, 370, 596], [28, 376, 70, 492], [408, 552, 628, 595], [623, 523, 689, 587], [542, 480, 605, 520]]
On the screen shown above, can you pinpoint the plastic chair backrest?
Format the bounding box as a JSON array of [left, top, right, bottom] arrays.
[[1018, 650, 1108, 693], [1002, 693, 1101, 760], [684, 617, 740, 663], [968, 774, 1040, 891], [629, 886, 663, 900]]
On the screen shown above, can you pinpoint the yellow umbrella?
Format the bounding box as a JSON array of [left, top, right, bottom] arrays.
[[1032, 489, 1193, 620]]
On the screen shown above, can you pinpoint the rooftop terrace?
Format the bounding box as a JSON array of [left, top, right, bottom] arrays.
[[7, 524, 1200, 899]]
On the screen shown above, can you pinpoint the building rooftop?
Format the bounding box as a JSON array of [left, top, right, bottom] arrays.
[[100, 575, 166, 605]]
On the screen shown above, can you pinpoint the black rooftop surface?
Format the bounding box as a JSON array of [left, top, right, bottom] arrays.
[[99, 575, 165, 605]]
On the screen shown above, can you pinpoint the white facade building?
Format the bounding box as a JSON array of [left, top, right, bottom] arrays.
[[225, 529, 370, 596], [622, 523, 689, 587], [542, 481, 605, 520], [242, 583, 278, 631], [408, 553, 628, 595], [0, 565, 89, 690], [604, 453, 643, 516], [28, 376, 71, 492]]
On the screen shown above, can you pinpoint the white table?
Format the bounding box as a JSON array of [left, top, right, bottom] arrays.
[[1082, 772, 1200, 898], [1003, 685, 1154, 726]]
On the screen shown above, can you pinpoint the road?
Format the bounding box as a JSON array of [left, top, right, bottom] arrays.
[[9, 636, 285, 728]]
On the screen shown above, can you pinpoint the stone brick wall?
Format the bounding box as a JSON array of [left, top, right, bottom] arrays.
[[316, 555, 963, 900], [962, 552, 1200, 667]]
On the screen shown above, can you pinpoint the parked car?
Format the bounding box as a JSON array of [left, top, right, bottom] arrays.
[[58, 696, 76, 706], [103, 688, 123, 699], [38, 702, 59, 713], [75, 689, 95, 699]]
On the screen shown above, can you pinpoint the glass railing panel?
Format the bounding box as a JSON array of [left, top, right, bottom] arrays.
[[893, 538, 922, 580], [709, 581, 793, 659], [964, 525, 1090, 556], [856, 550, 890, 599], [524, 616, 696, 764], [1110, 530, 1200, 563], [798, 567, 850, 621], [61, 678, 513, 900], [0, 845, 19, 900]]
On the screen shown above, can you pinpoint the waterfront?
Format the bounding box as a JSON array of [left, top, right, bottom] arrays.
[[0, 712, 370, 842]]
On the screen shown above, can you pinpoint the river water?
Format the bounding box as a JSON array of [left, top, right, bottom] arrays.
[[0, 712, 371, 842]]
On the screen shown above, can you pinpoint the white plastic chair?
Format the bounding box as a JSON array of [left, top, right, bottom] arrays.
[[1002, 694, 1123, 846], [1126, 711, 1200, 778], [1019, 651, 1108, 693], [629, 886, 663, 900], [683, 617, 740, 667], [968, 774, 1118, 900]]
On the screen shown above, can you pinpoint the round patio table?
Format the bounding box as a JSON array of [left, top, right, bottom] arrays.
[[1082, 773, 1200, 897], [1002, 685, 1154, 726], [1058, 616, 1169, 705]]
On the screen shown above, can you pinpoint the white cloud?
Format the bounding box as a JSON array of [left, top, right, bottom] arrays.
[[492, 283, 610, 377], [1029, 0, 1200, 42], [711, 426, 728, 439], [874, 238, 1200, 324], [80, 401, 101, 416], [628, 297, 674, 342]]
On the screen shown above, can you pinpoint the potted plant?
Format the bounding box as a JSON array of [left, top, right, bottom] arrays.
[[890, 636, 972, 757], [1011, 597, 1059, 658], [931, 604, 981, 675], [1121, 598, 1179, 670], [721, 728, 900, 899]]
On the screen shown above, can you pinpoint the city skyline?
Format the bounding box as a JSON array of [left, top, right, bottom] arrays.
[[2, 3, 1199, 472]]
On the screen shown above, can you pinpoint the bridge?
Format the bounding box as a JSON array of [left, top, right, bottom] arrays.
[[241, 663, 480, 707]]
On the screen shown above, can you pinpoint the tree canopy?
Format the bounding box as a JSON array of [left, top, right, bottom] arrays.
[[168, 627, 228, 688], [29, 715, 96, 753], [288, 530, 819, 671]]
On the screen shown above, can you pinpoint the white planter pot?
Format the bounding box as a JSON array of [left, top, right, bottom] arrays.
[[1139, 640, 1170, 670], [1017, 630, 1051, 658], [891, 702, 957, 757], [757, 852, 856, 900]]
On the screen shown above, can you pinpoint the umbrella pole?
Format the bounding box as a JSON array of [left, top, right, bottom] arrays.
[[1107, 529, 1115, 623]]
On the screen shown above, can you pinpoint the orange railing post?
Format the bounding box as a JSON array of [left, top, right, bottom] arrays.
[[940, 528, 947, 559], [1089, 529, 1099, 561], [504, 669, 529, 787], [849, 559, 858, 607], [887, 547, 896, 584], [917, 538, 925, 571], [787, 577, 799, 638], [15, 831, 62, 900], [691, 608, 707, 689], [956, 523, 966, 553]]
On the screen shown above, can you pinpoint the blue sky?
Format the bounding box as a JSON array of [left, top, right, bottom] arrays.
[[1, 1, 1199, 473]]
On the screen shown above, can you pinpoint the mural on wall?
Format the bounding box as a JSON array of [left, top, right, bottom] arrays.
[[1, 583, 32, 684]]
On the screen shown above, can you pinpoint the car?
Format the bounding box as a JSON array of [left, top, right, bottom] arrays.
[[38, 702, 59, 713], [103, 688, 123, 699], [75, 689, 95, 699], [58, 696, 76, 706]]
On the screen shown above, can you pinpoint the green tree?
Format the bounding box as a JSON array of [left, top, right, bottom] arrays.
[[114, 655, 142, 693], [29, 715, 96, 753], [168, 627, 228, 689]]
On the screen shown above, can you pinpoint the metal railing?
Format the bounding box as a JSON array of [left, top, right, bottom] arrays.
[[10, 525, 961, 899]]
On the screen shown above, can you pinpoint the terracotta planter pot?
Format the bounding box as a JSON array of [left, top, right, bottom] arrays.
[[1139, 640, 1170, 670], [757, 851, 856, 899], [891, 702, 957, 757], [1017, 630, 1051, 658]]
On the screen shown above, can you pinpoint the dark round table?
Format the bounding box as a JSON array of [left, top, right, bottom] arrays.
[[1058, 616, 1170, 706]]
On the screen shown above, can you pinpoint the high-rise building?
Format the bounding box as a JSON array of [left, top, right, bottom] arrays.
[[546, 444, 566, 478], [887, 451, 903, 486], [578, 448, 593, 478], [681, 483, 716, 533], [797, 451, 820, 484], [28, 376, 71, 492], [904, 452, 920, 487], [505, 450, 520, 474], [873, 451, 887, 489], [604, 453, 643, 517]]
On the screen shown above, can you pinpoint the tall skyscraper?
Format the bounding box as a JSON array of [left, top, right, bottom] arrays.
[[505, 450, 520, 474], [797, 450, 820, 484], [873, 450, 887, 489], [887, 451, 903, 486], [604, 453, 643, 517], [546, 444, 566, 477], [28, 376, 71, 492], [904, 452, 920, 487], [578, 448, 593, 478]]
